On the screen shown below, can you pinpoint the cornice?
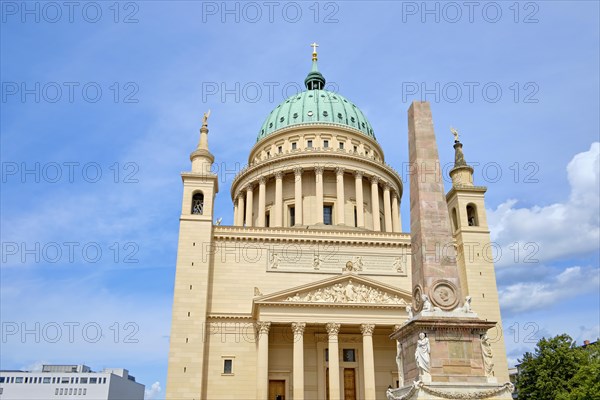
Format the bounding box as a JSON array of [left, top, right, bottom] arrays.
[[213, 225, 411, 247]]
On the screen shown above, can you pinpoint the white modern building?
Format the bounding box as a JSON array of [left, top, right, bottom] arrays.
[[0, 364, 144, 400]]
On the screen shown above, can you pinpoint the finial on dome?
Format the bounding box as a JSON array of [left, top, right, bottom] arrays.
[[305, 42, 326, 90], [310, 42, 319, 61], [450, 126, 459, 143]]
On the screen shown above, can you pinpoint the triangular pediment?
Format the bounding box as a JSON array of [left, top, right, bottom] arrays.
[[254, 273, 411, 307]]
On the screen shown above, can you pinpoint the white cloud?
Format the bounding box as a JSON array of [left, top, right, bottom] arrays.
[[488, 142, 599, 266], [499, 266, 599, 313], [145, 381, 162, 399]]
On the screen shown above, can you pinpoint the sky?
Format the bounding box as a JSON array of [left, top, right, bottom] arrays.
[[1, 1, 599, 398]]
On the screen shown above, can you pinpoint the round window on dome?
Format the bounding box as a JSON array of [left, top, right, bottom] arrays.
[[323, 111, 328, 117], [337, 113, 343, 119], [361, 122, 365, 128], [293, 113, 298, 119], [307, 111, 313, 117], [269, 122, 273, 128], [280, 117, 284, 122], [351, 117, 356, 123]]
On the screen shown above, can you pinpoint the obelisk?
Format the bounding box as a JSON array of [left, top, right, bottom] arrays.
[[407, 101, 462, 312]]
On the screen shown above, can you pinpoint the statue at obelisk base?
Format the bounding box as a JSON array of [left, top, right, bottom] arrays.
[[387, 102, 513, 400]]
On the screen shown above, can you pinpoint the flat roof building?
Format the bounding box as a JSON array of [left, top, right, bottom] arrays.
[[0, 364, 144, 400]]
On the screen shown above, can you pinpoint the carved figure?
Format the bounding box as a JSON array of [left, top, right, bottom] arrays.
[[406, 305, 413, 319], [353, 256, 364, 271], [269, 253, 280, 269], [414, 332, 430, 375], [396, 340, 404, 387], [481, 334, 494, 377], [202, 109, 211, 126], [450, 126, 459, 142], [313, 254, 323, 270], [392, 256, 406, 274], [254, 287, 262, 296], [421, 294, 433, 311], [462, 296, 473, 313]]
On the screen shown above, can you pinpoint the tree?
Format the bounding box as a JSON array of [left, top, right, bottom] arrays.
[[517, 334, 600, 400]]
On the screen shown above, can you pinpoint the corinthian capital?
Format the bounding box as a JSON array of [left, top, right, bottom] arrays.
[[360, 323, 375, 336], [326, 322, 341, 337], [291, 322, 306, 336], [256, 321, 271, 335]]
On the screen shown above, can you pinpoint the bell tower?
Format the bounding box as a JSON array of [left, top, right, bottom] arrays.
[[166, 112, 218, 400], [446, 130, 509, 383]]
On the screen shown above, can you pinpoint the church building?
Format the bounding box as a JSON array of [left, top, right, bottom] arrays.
[[165, 46, 509, 400]]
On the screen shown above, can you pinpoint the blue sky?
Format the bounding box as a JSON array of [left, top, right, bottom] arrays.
[[1, 1, 599, 398]]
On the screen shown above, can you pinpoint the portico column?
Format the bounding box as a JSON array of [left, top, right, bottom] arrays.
[[257, 177, 266, 227], [237, 193, 245, 226], [274, 172, 283, 227], [371, 177, 381, 231], [392, 192, 401, 232], [383, 183, 392, 232], [336, 167, 345, 225], [315, 167, 324, 224], [326, 323, 341, 400], [361, 324, 376, 400], [354, 172, 365, 227], [245, 185, 254, 227], [256, 321, 271, 399], [292, 322, 306, 399], [294, 168, 303, 225]]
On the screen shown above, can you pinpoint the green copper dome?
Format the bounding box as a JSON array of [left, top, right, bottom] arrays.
[[257, 58, 376, 142]]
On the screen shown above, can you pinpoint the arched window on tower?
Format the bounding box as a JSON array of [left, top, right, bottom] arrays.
[[192, 192, 204, 215], [466, 204, 478, 226], [452, 207, 459, 231]]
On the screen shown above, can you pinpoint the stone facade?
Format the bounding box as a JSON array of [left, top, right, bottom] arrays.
[[165, 55, 509, 399]]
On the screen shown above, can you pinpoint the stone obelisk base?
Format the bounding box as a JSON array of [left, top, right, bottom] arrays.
[[388, 312, 513, 400]]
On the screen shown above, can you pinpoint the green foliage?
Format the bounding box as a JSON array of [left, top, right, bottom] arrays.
[[517, 334, 600, 400]]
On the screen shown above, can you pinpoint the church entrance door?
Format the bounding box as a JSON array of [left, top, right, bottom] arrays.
[[343, 368, 356, 400], [268, 379, 285, 400]]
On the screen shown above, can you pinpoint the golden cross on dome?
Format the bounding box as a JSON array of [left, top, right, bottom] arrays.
[[310, 42, 319, 60]]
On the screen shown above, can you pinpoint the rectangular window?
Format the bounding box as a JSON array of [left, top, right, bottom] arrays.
[[80, 377, 87, 384], [307, 140, 313, 148], [289, 206, 295, 227], [61, 377, 69, 384], [265, 212, 270, 227], [0, 377, 5, 383], [83, 388, 87, 395], [278, 146, 282, 153], [25, 377, 28, 383], [353, 145, 357, 152], [325, 348, 329, 362], [102, 377, 106, 384], [343, 349, 356, 362], [291, 142, 297, 150], [339, 142, 344, 149], [223, 359, 233, 374], [323, 205, 333, 225], [43, 377, 50, 384], [354, 206, 358, 227], [323, 140, 329, 148], [70, 377, 74, 384], [59, 388, 63, 395], [89, 378, 97, 384], [55, 388, 59, 395], [69, 388, 73, 395], [266, 151, 270, 157]]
